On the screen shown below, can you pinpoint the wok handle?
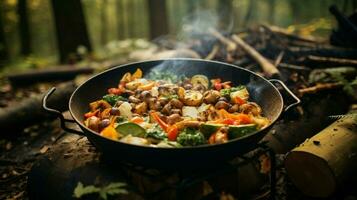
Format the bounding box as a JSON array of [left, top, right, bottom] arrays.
[[42, 87, 85, 136], [269, 79, 301, 112]]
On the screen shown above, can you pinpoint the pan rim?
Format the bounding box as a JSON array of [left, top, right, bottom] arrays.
[[69, 58, 283, 150]]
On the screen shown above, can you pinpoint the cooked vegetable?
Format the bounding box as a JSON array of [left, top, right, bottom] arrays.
[[200, 123, 223, 138], [228, 124, 257, 139], [183, 90, 203, 106], [177, 128, 206, 146], [182, 106, 199, 119], [101, 126, 119, 140], [84, 68, 269, 147], [103, 94, 127, 106], [191, 75, 209, 89], [118, 102, 132, 119], [220, 86, 245, 97], [145, 125, 167, 140], [115, 122, 146, 137]]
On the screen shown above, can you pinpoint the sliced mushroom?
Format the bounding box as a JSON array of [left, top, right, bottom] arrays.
[[203, 90, 220, 104], [161, 103, 172, 115], [183, 90, 203, 106], [228, 104, 240, 113], [167, 114, 183, 125], [129, 96, 141, 103], [86, 116, 100, 132], [215, 101, 230, 110], [170, 98, 183, 109], [239, 102, 262, 116], [170, 109, 182, 115]]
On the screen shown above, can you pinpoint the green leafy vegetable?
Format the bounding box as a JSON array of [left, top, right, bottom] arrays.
[[177, 128, 206, 146], [145, 125, 167, 140], [147, 70, 185, 83], [103, 94, 127, 106], [73, 182, 128, 200], [220, 86, 245, 97]]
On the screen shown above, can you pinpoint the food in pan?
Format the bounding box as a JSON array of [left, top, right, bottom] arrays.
[[84, 68, 269, 147]]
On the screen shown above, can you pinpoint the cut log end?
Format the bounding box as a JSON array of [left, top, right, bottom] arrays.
[[285, 151, 336, 198]]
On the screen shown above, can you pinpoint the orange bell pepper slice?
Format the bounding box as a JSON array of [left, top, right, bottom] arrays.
[[138, 81, 155, 90], [131, 116, 144, 124], [132, 68, 143, 80]]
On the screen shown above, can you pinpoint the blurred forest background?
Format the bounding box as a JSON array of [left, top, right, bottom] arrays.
[[0, 0, 354, 72]]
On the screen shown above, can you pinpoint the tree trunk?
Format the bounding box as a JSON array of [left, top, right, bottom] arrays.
[[147, 0, 168, 39], [51, 0, 92, 63], [100, 0, 108, 45], [116, 0, 125, 39], [17, 0, 31, 56], [285, 108, 357, 198], [217, 0, 233, 31], [0, 2, 8, 62]]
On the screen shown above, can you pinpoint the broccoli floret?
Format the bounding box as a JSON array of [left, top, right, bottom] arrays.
[[145, 125, 167, 140], [177, 128, 206, 146], [103, 94, 127, 106]]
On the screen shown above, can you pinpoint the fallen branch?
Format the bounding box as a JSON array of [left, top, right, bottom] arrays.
[[298, 82, 342, 94], [301, 55, 357, 67], [277, 63, 311, 71], [231, 34, 280, 77], [274, 51, 284, 66], [7, 66, 93, 86], [208, 28, 237, 52], [0, 81, 76, 132]]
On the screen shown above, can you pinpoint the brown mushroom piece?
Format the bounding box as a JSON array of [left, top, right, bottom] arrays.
[[228, 104, 240, 113], [134, 102, 148, 115], [158, 97, 169, 106], [170, 109, 182, 115], [239, 102, 262, 116], [170, 98, 184, 109], [215, 101, 230, 110], [129, 96, 141, 104], [140, 90, 151, 100], [167, 114, 183, 125], [161, 103, 172, 115], [183, 90, 203, 106], [148, 98, 162, 111], [203, 90, 220, 104], [110, 107, 120, 115], [86, 116, 100, 132], [192, 83, 206, 93]]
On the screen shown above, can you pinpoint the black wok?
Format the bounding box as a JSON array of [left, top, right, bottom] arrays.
[[43, 59, 300, 169]]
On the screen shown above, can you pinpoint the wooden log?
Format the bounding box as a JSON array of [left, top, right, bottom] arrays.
[[231, 34, 280, 77], [300, 55, 357, 67], [7, 66, 93, 86], [0, 81, 76, 132], [285, 107, 357, 198]]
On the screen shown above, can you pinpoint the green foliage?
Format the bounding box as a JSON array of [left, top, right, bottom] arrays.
[[103, 94, 127, 106], [73, 182, 128, 200], [309, 67, 357, 99], [177, 128, 206, 146]]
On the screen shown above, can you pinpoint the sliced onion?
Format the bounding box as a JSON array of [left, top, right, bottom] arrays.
[[118, 102, 133, 119], [182, 106, 199, 119]]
